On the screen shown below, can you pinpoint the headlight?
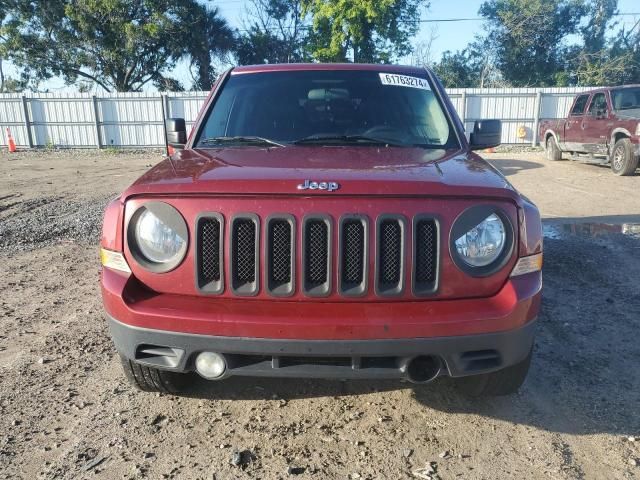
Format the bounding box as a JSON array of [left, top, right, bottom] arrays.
[[450, 206, 514, 276], [454, 213, 506, 267], [635, 122, 640, 136], [127, 202, 188, 272]]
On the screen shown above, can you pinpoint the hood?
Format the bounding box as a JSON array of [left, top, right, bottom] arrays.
[[123, 146, 517, 200]]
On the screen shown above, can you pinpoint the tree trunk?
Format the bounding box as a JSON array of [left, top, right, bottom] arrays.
[[0, 58, 5, 93]]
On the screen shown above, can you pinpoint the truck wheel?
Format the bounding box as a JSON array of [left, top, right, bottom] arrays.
[[455, 348, 532, 397], [610, 138, 639, 176], [120, 355, 192, 394], [545, 136, 562, 161]]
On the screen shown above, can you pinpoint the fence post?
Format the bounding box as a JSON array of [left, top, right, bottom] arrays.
[[460, 91, 467, 130], [532, 90, 542, 147], [92, 95, 102, 149], [161, 93, 169, 155], [21, 95, 34, 148]]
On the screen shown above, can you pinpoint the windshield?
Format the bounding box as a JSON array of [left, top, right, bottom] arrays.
[[612, 87, 640, 111], [195, 70, 458, 149]]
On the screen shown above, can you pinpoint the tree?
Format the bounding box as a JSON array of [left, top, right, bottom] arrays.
[[303, 0, 428, 63], [236, 0, 310, 65], [1, 0, 232, 92], [174, 2, 234, 90], [608, 19, 640, 84], [478, 0, 586, 86], [0, 58, 27, 92], [410, 26, 438, 69], [581, 0, 617, 54], [433, 39, 505, 88], [563, 0, 623, 86]]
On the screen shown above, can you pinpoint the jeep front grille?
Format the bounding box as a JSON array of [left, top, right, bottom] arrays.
[[339, 216, 368, 296], [413, 218, 438, 295], [230, 215, 259, 295], [266, 216, 294, 296], [196, 215, 224, 294], [303, 217, 331, 296], [195, 213, 439, 298], [376, 216, 404, 296]]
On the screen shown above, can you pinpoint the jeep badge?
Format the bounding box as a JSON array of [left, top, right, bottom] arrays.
[[297, 180, 340, 192]]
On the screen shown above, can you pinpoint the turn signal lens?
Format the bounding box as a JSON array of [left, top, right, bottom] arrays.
[[510, 253, 543, 277], [100, 248, 131, 273]]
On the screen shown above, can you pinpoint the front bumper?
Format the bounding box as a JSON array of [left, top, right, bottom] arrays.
[[103, 267, 541, 381], [109, 314, 536, 381]]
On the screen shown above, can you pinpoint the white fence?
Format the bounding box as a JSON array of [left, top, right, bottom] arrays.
[[0, 87, 592, 148]]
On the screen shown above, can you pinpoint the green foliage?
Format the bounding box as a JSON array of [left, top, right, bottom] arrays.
[[303, 0, 428, 63], [0, 0, 233, 92], [0, 58, 27, 92], [478, 0, 587, 86], [565, 0, 640, 86], [173, 1, 234, 90], [432, 51, 479, 88], [607, 24, 640, 85], [236, 0, 310, 65]]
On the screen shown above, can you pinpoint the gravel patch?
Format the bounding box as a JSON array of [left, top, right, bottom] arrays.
[[0, 194, 115, 252]]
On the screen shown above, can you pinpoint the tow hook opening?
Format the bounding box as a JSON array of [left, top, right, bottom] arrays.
[[403, 355, 442, 384]]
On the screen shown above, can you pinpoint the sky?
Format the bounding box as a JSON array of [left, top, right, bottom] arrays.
[[5, 0, 640, 92]]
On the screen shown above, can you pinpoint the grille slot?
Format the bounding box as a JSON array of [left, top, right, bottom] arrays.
[[413, 218, 438, 294], [339, 216, 368, 296], [230, 215, 259, 295], [303, 217, 331, 296], [376, 216, 405, 296], [266, 216, 295, 296], [196, 215, 224, 294]]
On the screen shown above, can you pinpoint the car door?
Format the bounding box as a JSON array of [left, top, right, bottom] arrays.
[[563, 94, 590, 151], [581, 92, 610, 155]]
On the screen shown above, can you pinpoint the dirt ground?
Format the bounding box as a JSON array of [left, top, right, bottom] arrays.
[[1, 149, 639, 480]]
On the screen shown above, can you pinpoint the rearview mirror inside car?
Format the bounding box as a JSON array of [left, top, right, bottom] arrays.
[[166, 118, 187, 148], [469, 119, 502, 151]]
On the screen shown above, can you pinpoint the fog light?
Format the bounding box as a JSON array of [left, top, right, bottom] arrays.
[[195, 352, 226, 379]]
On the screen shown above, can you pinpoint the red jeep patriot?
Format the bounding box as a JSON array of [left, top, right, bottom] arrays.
[[100, 64, 542, 396]]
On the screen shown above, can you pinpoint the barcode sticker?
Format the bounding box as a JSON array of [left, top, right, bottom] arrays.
[[379, 73, 430, 90]]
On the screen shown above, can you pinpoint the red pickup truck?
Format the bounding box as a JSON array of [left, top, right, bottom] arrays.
[[100, 64, 542, 397], [539, 85, 640, 175]]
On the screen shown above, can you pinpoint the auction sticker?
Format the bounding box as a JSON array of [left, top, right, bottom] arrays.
[[379, 73, 430, 90]]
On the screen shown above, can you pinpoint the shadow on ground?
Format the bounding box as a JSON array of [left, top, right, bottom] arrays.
[[487, 158, 544, 176]]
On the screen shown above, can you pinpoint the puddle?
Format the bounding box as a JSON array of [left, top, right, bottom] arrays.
[[543, 222, 640, 240]]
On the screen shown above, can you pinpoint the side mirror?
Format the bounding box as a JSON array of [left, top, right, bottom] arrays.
[[596, 108, 608, 119], [166, 118, 186, 149], [469, 119, 502, 151]]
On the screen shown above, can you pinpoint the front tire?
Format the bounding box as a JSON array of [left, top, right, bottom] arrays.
[[610, 138, 638, 176], [120, 355, 193, 393], [546, 136, 562, 161], [456, 348, 532, 397]]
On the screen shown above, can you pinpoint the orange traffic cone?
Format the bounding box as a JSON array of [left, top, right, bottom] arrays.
[[6, 128, 17, 153]]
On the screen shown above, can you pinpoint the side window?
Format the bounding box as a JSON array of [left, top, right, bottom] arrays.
[[570, 95, 589, 116], [588, 93, 607, 116]]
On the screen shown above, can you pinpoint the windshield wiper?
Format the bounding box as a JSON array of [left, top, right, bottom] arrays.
[[291, 134, 406, 147], [199, 136, 285, 148]]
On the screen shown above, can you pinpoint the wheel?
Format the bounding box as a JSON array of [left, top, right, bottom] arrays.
[[610, 138, 639, 176], [120, 355, 193, 393], [545, 136, 562, 161], [455, 348, 532, 397]]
